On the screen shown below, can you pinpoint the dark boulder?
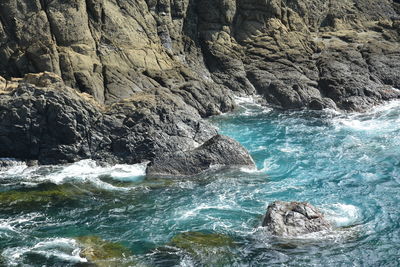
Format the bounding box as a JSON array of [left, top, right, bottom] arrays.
[[146, 134, 256, 177], [0, 73, 218, 165], [262, 201, 332, 237]]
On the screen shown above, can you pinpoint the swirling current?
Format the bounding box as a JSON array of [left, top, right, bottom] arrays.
[[1, 98, 400, 266]]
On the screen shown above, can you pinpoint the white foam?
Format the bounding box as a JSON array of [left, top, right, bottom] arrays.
[[234, 95, 261, 105], [233, 95, 272, 116], [1, 238, 87, 266], [41, 160, 147, 183], [177, 203, 233, 220], [333, 99, 400, 132], [0, 161, 29, 177], [240, 166, 260, 173], [1, 159, 148, 190], [322, 203, 361, 227], [0, 212, 42, 237]]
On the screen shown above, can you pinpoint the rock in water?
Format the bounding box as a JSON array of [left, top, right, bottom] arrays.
[[75, 236, 135, 267], [262, 201, 332, 237], [146, 134, 256, 177]]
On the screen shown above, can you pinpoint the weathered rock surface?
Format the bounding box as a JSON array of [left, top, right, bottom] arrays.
[[0, 73, 218, 165], [0, 0, 235, 117], [0, 0, 400, 111], [1, 1, 400, 166], [262, 201, 332, 237], [146, 134, 255, 177]]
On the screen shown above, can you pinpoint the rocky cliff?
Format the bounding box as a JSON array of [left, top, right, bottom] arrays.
[[0, 0, 400, 165], [1, 0, 400, 111]]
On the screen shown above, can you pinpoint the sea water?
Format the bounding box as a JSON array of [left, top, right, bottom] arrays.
[[0, 98, 399, 266]]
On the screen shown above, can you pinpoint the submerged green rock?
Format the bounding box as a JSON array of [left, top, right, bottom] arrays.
[[169, 232, 236, 266], [75, 236, 136, 267], [170, 232, 235, 250], [0, 183, 84, 209]]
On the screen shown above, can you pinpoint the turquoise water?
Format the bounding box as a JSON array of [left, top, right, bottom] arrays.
[[1, 99, 400, 266]]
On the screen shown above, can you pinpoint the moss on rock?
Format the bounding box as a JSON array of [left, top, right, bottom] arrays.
[[169, 231, 236, 265], [75, 236, 136, 267], [170, 232, 234, 250], [0, 183, 83, 209]]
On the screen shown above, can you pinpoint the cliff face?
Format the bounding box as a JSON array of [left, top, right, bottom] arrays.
[[1, 0, 400, 112], [0, 72, 218, 164], [0, 1, 399, 165]]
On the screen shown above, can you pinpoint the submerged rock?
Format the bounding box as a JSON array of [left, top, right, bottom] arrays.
[[170, 232, 235, 251], [75, 236, 135, 267], [0, 183, 85, 210], [262, 201, 332, 237], [146, 134, 256, 177], [166, 232, 235, 265]]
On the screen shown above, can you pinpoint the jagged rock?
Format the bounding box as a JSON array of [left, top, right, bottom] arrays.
[[0, 0, 400, 166], [0, 0, 399, 112], [0, 76, 6, 91], [146, 134, 255, 177], [0, 0, 235, 115], [262, 201, 332, 237], [0, 73, 218, 165]]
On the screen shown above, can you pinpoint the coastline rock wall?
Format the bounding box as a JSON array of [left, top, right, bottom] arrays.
[[0, 0, 235, 117], [0, 73, 217, 164], [0, 0, 400, 111]]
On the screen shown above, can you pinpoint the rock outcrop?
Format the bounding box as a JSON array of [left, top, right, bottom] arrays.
[[0, 0, 235, 117], [0, 1, 400, 165], [0, 72, 218, 165], [146, 134, 256, 177], [262, 201, 332, 237], [0, 0, 400, 112]]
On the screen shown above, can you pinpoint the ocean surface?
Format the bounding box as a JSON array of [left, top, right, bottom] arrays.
[[1, 98, 400, 266]]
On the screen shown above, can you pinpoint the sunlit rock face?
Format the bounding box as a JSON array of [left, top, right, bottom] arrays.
[[0, 0, 399, 111]]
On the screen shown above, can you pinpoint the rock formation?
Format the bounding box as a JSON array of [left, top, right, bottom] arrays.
[[0, 1, 400, 165], [262, 201, 332, 237], [0, 72, 219, 165], [1, 0, 399, 112], [146, 134, 256, 177]]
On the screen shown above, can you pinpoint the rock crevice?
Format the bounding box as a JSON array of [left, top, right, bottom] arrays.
[[0, 0, 399, 112]]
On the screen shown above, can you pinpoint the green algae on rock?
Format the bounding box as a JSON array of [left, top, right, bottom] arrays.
[[170, 232, 235, 249], [168, 231, 236, 265], [75, 236, 136, 267], [0, 183, 84, 209]]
